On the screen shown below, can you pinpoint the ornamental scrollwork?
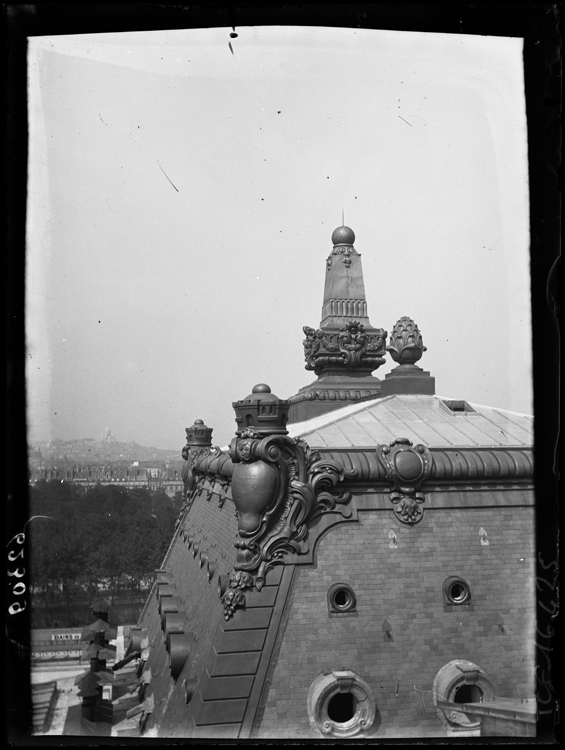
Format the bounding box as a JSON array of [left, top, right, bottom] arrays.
[[303, 321, 387, 374], [377, 438, 431, 525], [181, 446, 211, 501], [221, 434, 355, 617], [303, 326, 323, 368]]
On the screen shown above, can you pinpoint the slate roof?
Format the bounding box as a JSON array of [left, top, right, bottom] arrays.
[[135, 392, 534, 738], [288, 394, 533, 448], [31, 680, 58, 734]]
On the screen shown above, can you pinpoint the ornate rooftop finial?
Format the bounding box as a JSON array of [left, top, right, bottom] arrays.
[[182, 419, 213, 501], [288, 226, 388, 422], [386, 316, 427, 366], [184, 419, 213, 448], [380, 317, 435, 397], [232, 384, 290, 437], [296, 226, 387, 375], [315, 225, 386, 355]]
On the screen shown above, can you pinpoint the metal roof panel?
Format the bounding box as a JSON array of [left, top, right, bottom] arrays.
[[291, 395, 533, 449]]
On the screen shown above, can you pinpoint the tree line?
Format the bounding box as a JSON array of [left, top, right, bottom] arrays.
[[28, 480, 181, 607]]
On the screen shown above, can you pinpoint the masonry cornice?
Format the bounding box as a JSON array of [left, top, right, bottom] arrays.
[[318, 446, 534, 485], [189, 445, 533, 487]]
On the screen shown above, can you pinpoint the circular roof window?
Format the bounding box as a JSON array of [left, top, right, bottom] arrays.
[[328, 583, 357, 614], [443, 576, 472, 605], [307, 669, 376, 738]]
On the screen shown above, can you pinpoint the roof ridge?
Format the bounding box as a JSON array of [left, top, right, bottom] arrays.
[[289, 394, 397, 436]]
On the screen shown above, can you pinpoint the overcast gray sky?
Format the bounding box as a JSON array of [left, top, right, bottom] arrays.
[[26, 26, 531, 450]]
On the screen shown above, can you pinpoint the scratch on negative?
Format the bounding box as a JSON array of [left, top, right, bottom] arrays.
[[398, 115, 412, 127], [157, 162, 179, 192], [427, 499, 456, 523]]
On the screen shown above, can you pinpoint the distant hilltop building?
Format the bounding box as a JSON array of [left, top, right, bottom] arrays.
[[71, 227, 536, 739], [102, 426, 117, 443]]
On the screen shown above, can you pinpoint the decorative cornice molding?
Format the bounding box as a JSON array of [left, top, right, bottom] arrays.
[[288, 387, 381, 405], [181, 444, 533, 526], [178, 435, 533, 615], [318, 446, 534, 484]]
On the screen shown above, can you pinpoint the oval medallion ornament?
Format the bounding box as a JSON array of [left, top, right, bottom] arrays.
[[394, 450, 423, 481], [377, 439, 431, 525]]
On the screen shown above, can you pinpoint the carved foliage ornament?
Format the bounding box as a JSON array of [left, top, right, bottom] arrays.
[[220, 434, 355, 618], [303, 321, 387, 374], [221, 570, 254, 619], [386, 316, 426, 366], [377, 438, 431, 524]]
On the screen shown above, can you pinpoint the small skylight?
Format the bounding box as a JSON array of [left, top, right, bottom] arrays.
[[440, 400, 477, 415]]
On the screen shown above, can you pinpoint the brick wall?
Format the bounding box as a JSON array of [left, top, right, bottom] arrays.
[[258, 502, 535, 739]]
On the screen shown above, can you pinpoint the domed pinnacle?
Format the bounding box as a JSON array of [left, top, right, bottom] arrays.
[[331, 225, 356, 246]]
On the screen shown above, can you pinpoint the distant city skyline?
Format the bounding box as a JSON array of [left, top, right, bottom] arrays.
[[29, 433, 183, 461], [27, 26, 532, 450]]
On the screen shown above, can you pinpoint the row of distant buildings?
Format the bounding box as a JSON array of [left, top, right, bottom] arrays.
[[29, 462, 184, 498], [29, 432, 181, 464], [28, 432, 186, 497]]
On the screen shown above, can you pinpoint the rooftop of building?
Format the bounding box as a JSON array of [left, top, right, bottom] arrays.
[[288, 394, 533, 449]]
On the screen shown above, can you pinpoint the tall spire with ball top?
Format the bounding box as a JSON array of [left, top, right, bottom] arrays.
[[288, 225, 388, 423], [320, 225, 371, 327]]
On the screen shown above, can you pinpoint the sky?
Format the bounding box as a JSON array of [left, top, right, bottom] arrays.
[[26, 25, 532, 451]]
